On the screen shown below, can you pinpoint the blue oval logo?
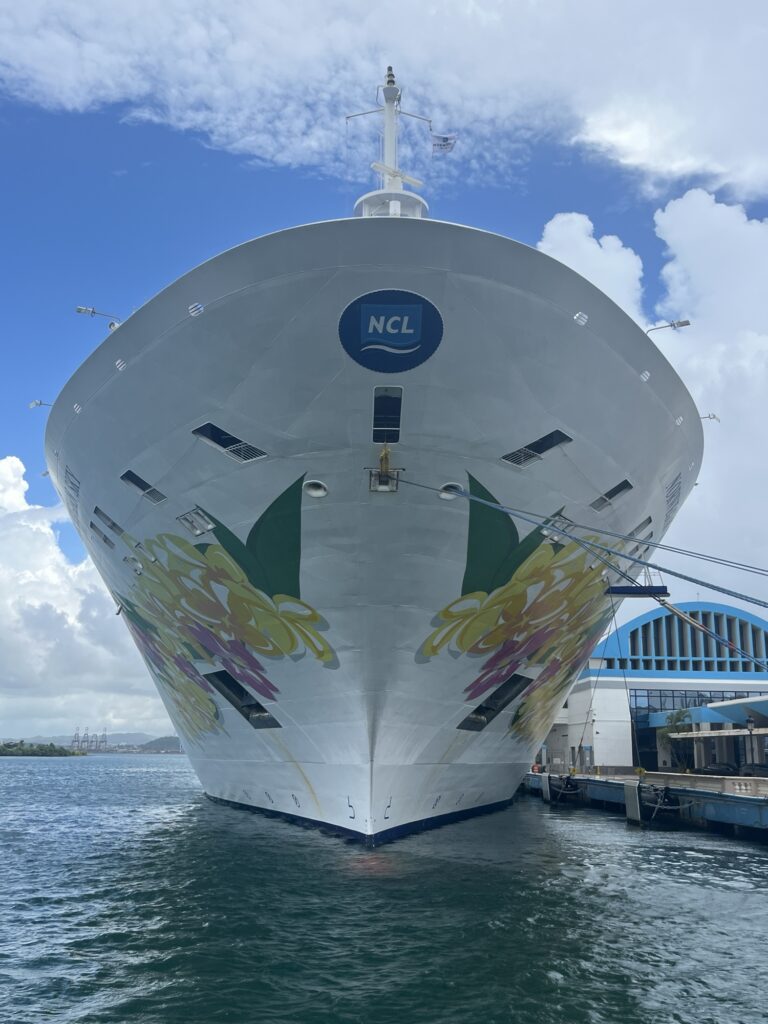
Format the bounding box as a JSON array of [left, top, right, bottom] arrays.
[[338, 289, 443, 373]]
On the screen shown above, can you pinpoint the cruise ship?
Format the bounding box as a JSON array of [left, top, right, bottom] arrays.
[[45, 69, 703, 842]]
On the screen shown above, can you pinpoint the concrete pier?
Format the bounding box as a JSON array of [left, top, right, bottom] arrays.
[[524, 771, 768, 836]]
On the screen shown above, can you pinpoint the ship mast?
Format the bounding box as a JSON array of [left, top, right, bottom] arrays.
[[381, 66, 400, 190], [347, 66, 430, 219]]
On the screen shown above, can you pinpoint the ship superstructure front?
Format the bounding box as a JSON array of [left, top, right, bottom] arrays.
[[45, 70, 703, 842]]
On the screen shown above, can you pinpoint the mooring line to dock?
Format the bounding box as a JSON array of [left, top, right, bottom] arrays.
[[399, 476, 768, 597], [399, 477, 768, 672]]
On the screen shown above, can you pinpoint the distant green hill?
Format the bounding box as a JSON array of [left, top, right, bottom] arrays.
[[0, 741, 81, 757], [141, 736, 181, 753]]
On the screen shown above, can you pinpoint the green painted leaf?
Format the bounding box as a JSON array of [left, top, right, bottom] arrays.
[[120, 597, 160, 637], [245, 475, 304, 599], [461, 475, 562, 595], [205, 514, 269, 594], [461, 475, 520, 595], [488, 516, 555, 593], [203, 475, 305, 600]]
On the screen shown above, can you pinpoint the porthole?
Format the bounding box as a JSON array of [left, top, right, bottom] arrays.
[[439, 482, 464, 500], [303, 480, 329, 498]]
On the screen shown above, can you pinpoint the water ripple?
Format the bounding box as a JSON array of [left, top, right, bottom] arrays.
[[2, 756, 768, 1023]]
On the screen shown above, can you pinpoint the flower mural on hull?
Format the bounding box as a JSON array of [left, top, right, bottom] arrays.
[[112, 477, 336, 743], [421, 475, 620, 742]]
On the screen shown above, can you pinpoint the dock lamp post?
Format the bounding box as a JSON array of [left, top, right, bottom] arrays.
[[746, 715, 756, 765], [75, 306, 121, 331], [645, 320, 691, 336]]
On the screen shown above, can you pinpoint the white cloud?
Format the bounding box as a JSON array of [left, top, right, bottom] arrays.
[[0, 456, 33, 512], [536, 212, 645, 324], [538, 190, 768, 618], [648, 190, 768, 610], [655, 190, 768, 341], [0, 457, 172, 738], [0, 2, 767, 193]]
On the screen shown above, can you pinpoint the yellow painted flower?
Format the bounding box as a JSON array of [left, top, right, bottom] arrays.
[[420, 593, 487, 657], [423, 502, 626, 735], [512, 543, 557, 584], [158, 670, 222, 740], [123, 615, 221, 740], [111, 508, 338, 741]]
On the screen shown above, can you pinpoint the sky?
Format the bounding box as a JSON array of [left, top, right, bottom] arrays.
[[1, 0, 768, 738]]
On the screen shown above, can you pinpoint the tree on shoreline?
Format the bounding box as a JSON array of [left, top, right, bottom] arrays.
[[0, 740, 82, 757]]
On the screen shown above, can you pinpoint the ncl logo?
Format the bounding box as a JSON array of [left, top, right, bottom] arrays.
[[360, 304, 422, 353], [339, 289, 443, 374]]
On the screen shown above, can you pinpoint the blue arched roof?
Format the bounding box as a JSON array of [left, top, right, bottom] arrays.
[[593, 601, 768, 679]]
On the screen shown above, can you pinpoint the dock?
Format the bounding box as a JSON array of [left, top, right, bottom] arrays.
[[523, 770, 768, 838]]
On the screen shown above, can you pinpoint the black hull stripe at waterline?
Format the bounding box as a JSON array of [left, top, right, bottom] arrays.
[[204, 792, 517, 846]]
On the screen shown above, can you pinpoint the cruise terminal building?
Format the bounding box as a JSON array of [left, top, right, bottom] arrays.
[[542, 602, 768, 773]]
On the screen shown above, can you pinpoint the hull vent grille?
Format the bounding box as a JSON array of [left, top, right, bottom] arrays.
[[64, 467, 80, 501], [628, 531, 654, 558], [502, 430, 572, 468], [177, 507, 215, 537], [64, 467, 81, 525], [120, 470, 167, 504], [590, 478, 633, 512], [93, 506, 124, 537], [205, 669, 281, 729], [628, 516, 652, 538], [664, 473, 683, 528], [457, 673, 531, 731], [89, 522, 115, 549], [192, 422, 267, 463], [225, 441, 268, 462]]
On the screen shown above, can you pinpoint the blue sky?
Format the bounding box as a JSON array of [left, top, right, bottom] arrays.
[[2, 1, 768, 736]]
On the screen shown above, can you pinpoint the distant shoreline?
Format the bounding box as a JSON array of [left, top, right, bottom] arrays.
[[0, 742, 82, 757], [1, 737, 183, 757]]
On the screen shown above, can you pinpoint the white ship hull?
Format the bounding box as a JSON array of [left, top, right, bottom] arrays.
[[46, 216, 702, 842]]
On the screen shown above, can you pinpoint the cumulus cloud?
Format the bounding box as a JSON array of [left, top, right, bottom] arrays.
[[0, 457, 171, 738], [538, 190, 768, 615], [537, 212, 645, 324], [0, 1, 767, 193], [647, 190, 768, 608], [0, 457, 33, 512]]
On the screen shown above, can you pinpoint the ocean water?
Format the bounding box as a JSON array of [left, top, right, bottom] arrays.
[[2, 756, 767, 1024]]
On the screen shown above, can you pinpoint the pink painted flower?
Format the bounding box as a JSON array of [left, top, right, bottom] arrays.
[[171, 653, 216, 693], [463, 626, 558, 699], [186, 621, 279, 700]]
